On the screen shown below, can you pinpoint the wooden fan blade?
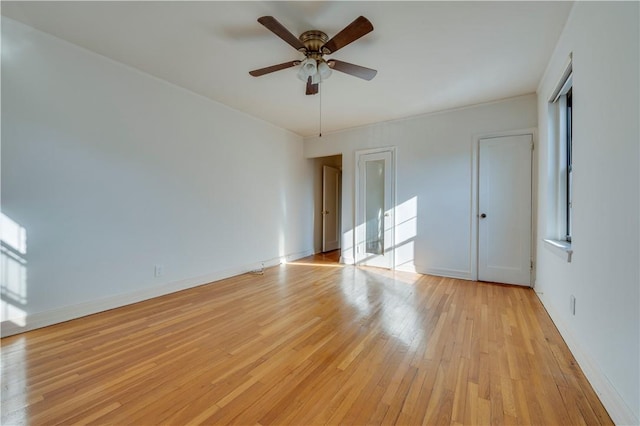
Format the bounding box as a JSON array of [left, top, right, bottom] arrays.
[[306, 76, 319, 95], [321, 16, 373, 54], [258, 16, 306, 52], [249, 61, 300, 77], [328, 60, 377, 81]]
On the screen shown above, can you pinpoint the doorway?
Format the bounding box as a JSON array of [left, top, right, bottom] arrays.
[[322, 165, 341, 252], [313, 155, 342, 261], [355, 148, 396, 269], [477, 134, 533, 286]]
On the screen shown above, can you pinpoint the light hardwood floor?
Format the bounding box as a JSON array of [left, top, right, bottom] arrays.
[[1, 253, 612, 425]]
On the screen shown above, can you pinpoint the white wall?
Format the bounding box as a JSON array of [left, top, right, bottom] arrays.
[[536, 2, 639, 424], [305, 95, 537, 276], [1, 18, 314, 336]]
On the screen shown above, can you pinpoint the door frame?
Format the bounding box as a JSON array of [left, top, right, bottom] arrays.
[[322, 165, 341, 252], [470, 128, 537, 284], [354, 146, 397, 268]]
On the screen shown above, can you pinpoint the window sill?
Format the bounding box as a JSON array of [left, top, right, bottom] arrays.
[[543, 239, 573, 263]]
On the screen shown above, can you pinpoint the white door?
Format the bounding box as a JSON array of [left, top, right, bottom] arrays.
[[322, 165, 341, 252], [356, 149, 394, 269], [478, 134, 532, 286]]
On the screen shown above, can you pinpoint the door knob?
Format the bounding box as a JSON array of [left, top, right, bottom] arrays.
[[480, 213, 487, 218]]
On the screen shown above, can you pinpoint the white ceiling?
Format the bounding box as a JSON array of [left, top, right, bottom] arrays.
[[2, 1, 573, 137]]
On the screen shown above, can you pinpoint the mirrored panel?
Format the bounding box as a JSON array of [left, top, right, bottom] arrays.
[[365, 159, 385, 255]]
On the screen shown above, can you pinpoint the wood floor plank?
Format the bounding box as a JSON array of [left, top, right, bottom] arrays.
[[1, 252, 613, 425]]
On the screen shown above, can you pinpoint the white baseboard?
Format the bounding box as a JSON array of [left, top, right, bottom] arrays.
[[0, 249, 315, 338], [418, 266, 473, 280], [395, 263, 417, 273], [536, 293, 639, 426], [280, 249, 315, 264], [340, 255, 355, 265]]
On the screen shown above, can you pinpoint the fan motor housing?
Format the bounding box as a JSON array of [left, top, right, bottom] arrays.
[[299, 30, 329, 54]]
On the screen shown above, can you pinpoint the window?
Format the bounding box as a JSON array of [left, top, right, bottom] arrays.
[[565, 87, 572, 242], [544, 59, 573, 261]]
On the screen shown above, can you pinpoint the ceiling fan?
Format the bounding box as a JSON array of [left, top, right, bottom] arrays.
[[249, 16, 377, 95]]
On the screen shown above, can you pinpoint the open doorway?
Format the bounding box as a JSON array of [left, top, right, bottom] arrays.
[[313, 154, 342, 262]]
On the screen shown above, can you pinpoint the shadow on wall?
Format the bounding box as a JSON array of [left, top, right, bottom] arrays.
[[1, 212, 28, 328], [394, 196, 418, 271]]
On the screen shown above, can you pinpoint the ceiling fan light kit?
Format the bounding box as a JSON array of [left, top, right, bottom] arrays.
[[249, 15, 377, 95], [318, 61, 332, 80], [296, 59, 331, 83], [296, 57, 318, 81]]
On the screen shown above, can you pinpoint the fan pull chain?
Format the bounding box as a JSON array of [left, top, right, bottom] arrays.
[[319, 83, 322, 138]]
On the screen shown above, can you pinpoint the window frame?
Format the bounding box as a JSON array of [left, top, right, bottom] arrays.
[[544, 59, 573, 262], [565, 87, 572, 242]]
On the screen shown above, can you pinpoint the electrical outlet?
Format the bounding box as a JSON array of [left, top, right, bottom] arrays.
[[154, 265, 164, 277], [570, 295, 576, 315]]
